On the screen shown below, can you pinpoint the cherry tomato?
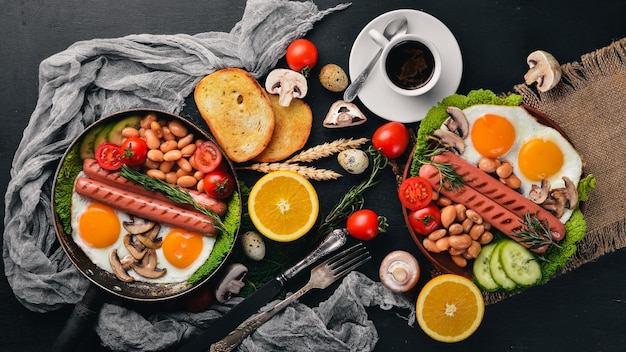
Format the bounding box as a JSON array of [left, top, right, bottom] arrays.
[[184, 285, 213, 312], [95, 142, 125, 170], [286, 39, 318, 73], [372, 121, 409, 159], [194, 141, 223, 173], [346, 209, 381, 241], [398, 176, 433, 210], [203, 169, 235, 199], [407, 203, 441, 236], [120, 137, 148, 166]]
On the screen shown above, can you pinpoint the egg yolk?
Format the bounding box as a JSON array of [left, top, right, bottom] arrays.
[[471, 114, 516, 158], [162, 229, 204, 269], [518, 138, 564, 181], [78, 203, 121, 248]]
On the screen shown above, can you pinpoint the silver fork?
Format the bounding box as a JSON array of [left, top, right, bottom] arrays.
[[209, 243, 371, 352]]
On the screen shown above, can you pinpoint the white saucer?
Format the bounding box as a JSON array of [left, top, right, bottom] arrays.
[[348, 9, 463, 123]]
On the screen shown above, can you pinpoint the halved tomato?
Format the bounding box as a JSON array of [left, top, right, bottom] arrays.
[[398, 176, 433, 210], [194, 141, 223, 173], [95, 142, 125, 170]]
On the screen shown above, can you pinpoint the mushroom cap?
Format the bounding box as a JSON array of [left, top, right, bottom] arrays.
[[265, 68, 308, 107], [323, 100, 367, 128], [379, 250, 420, 293], [524, 50, 562, 92], [445, 106, 470, 139], [215, 263, 248, 303], [432, 129, 465, 154]]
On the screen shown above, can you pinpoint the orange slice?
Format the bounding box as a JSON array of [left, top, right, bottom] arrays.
[[248, 170, 319, 242], [416, 274, 485, 343]]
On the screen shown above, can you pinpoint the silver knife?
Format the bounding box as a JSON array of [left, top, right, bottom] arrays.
[[176, 228, 348, 352]]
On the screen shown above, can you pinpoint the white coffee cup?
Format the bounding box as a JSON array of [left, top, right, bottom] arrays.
[[369, 29, 441, 96]]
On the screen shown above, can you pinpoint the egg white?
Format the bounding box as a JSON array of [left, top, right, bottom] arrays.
[[446, 105, 583, 223], [70, 179, 215, 284]]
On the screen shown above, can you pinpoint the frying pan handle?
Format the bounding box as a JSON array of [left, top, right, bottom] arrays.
[[52, 285, 105, 352]]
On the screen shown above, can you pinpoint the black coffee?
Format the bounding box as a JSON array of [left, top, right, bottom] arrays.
[[385, 40, 436, 90]]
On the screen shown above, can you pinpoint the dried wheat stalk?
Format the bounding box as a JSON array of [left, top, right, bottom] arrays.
[[237, 163, 342, 181], [285, 137, 369, 163]]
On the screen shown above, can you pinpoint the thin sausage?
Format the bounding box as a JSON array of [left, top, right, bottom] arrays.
[[82, 159, 227, 216], [419, 164, 548, 253], [75, 177, 218, 236], [432, 152, 565, 240]]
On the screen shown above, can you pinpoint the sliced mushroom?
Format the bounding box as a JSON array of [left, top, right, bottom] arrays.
[[379, 250, 420, 293], [524, 50, 562, 92], [432, 129, 465, 154], [123, 217, 156, 235], [444, 106, 470, 139], [123, 234, 147, 260], [135, 224, 162, 249], [529, 179, 551, 204], [542, 191, 567, 219], [132, 249, 166, 279], [215, 263, 248, 303], [109, 249, 135, 283], [552, 176, 578, 210], [323, 100, 367, 128], [265, 68, 308, 107]]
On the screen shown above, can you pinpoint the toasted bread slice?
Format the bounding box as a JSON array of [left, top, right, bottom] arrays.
[[194, 68, 274, 163], [254, 95, 313, 162]]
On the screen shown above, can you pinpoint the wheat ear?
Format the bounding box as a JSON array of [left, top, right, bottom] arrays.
[[237, 163, 342, 181], [285, 137, 369, 163]]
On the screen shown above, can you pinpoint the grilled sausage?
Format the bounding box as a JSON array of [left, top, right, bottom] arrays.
[[432, 152, 565, 240], [82, 158, 227, 216], [74, 177, 217, 235]]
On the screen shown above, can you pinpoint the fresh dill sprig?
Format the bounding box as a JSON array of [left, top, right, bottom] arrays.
[[513, 212, 560, 255], [316, 146, 388, 238], [118, 165, 230, 235]]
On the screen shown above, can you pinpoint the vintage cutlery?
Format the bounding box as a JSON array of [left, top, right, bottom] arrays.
[[210, 243, 371, 352], [343, 16, 408, 102], [177, 228, 348, 352]]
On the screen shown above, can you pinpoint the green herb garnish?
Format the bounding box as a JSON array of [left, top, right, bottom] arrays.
[[316, 146, 387, 238]]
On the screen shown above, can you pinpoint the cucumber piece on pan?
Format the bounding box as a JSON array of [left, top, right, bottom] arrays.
[[79, 125, 104, 160], [473, 242, 501, 292], [489, 241, 517, 291]]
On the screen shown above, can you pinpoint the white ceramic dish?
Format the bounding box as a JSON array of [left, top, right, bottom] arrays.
[[348, 9, 463, 123]]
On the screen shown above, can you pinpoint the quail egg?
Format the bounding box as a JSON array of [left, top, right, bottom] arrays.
[[338, 149, 369, 174], [241, 231, 266, 261]]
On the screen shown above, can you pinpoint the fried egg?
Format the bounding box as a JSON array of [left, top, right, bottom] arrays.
[[450, 105, 583, 222], [70, 184, 215, 283]]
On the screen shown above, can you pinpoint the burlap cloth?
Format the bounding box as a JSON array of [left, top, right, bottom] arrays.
[[513, 38, 626, 272]]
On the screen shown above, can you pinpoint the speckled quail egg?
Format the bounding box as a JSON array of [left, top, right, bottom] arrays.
[[241, 231, 266, 261], [338, 149, 369, 174], [319, 64, 349, 92]]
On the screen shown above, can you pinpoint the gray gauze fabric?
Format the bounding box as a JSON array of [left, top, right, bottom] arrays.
[[3, 0, 348, 312]]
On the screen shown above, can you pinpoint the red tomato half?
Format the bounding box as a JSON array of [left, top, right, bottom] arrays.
[[120, 137, 148, 166], [346, 209, 380, 241], [398, 177, 433, 210], [203, 170, 235, 199], [407, 203, 441, 236], [372, 121, 409, 159], [194, 141, 223, 173], [95, 142, 125, 170], [286, 39, 318, 73]]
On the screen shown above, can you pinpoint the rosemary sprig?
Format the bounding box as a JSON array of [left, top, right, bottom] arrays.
[[118, 165, 230, 235], [316, 146, 388, 238], [513, 212, 560, 254], [418, 147, 465, 192]]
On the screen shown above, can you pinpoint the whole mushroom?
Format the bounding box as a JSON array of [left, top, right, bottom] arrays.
[[524, 50, 562, 92], [265, 68, 308, 107], [379, 250, 420, 293]]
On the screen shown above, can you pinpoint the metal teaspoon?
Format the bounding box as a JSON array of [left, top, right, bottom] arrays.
[[343, 16, 408, 102]]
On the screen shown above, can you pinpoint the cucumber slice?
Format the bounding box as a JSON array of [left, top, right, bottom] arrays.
[[489, 241, 517, 291], [79, 125, 104, 160], [94, 124, 113, 149], [107, 115, 142, 145], [473, 242, 500, 292], [499, 240, 542, 287]]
